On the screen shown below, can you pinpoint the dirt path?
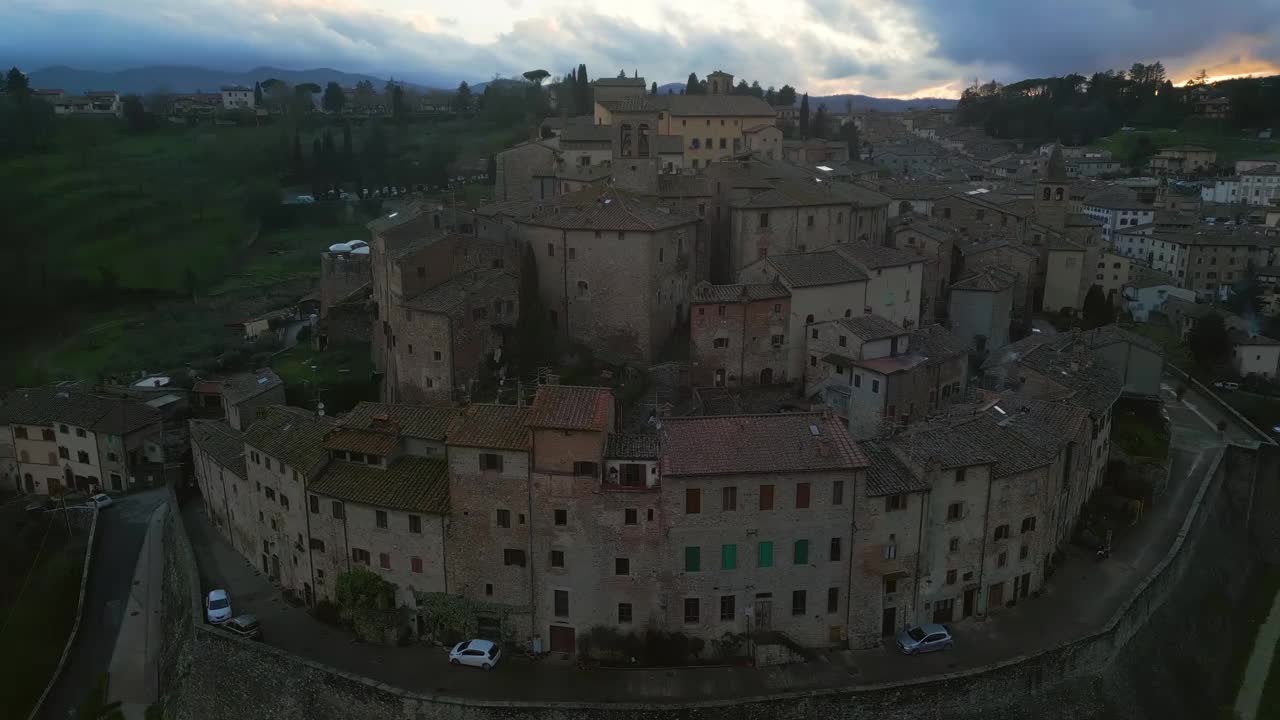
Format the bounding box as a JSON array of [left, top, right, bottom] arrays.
[[1235, 587, 1280, 719]]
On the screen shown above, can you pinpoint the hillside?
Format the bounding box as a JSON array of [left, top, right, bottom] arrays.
[[26, 65, 435, 94], [652, 82, 955, 111]]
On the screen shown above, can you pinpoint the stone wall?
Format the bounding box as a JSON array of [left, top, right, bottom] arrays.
[[163, 444, 1269, 720]]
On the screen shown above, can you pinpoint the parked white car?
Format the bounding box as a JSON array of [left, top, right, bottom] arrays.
[[86, 493, 113, 509], [206, 589, 232, 624], [449, 639, 501, 670]]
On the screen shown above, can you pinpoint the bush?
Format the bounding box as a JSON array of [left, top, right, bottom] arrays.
[[310, 599, 342, 626]]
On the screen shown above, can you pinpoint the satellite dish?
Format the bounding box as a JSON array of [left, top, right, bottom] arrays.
[[351, 246, 370, 255]]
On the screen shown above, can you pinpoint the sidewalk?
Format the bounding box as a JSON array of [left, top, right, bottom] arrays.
[[106, 502, 167, 719]]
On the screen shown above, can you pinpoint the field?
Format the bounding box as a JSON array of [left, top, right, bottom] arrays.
[[271, 343, 377, 415], [1092, 126, 1279, 166], [3, 115, 517, 387]]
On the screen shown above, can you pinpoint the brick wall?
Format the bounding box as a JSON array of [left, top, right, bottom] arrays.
[[689, 297, 790, 387]]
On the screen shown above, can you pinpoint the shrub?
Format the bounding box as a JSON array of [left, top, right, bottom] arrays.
[[310, 599, 342, 626]]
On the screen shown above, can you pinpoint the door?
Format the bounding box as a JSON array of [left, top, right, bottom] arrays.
[[714, 369, 726, 387], [549, 625, 575, 654], [760, 368, 773, 385], [753, 594, 773, 631], [25, 475, 34, 493], [110, 473, 122, 491], [988, 582, 1004, 610], [963, 588, 976, 618], [932, 598, 955, 623], [881, 606, 897, 636], [262, 555, 270, 575], [271, 554, 281, 581], [1020, 573, 1031, 599]]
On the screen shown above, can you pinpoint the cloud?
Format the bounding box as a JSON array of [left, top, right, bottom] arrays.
[[1, 0, 1276, 99]]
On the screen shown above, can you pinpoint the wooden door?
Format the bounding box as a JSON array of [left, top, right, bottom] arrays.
[[987, 582, 1004, 610], [880, 606, 896, 636], [549, 625, 575, 654]]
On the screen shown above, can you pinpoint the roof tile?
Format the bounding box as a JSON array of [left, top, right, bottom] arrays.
[[660, 412, 866, 476]]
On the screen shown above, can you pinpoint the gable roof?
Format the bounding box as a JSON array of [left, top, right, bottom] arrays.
[[831, 242, 922, 270], [402, 269, 517, 314], [219, 370, 283, 407], [604, 431, 660, 459], [529, 386, 612, 431], [691, 281, 790, 304], [309, 456, 450, 515], [660, 412, 866, 476], [446, 404, 531, 450], [189, 419, 246, 479], [661, 94, 775, 117], [951, 268, 1015, 292], [837, 314, 907, 341], [862, 440, 930, 496], [765, 252, 868, 288], [241, 406, 335, 475], [519, 188, 698, 232], [339, 402, 457, 441], [0, 385, 161, 435]]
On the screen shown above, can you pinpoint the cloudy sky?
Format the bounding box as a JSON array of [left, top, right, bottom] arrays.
[[3, 0, 1279, 97]]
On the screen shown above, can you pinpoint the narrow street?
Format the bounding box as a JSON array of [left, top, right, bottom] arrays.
[[38, 489, 166, 720], [177, 374, 1245, 703]]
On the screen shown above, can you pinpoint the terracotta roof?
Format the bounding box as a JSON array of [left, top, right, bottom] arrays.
[[837, 314, 907, 341], [766, 251, 868, 288], [529, 386, 611, 431], [984, 397, 1089, 475], [402, 269, 517, 314], [309, 456, 450, 515], [323, 427, 399, 456], [659, 94, 775, 117], [519, 188, 698, 232], [831, 242, 922, 270], [340, 402, 456, 441], [604, 431, 660, 459], [0, 385, 161, 436], [446, 404, 530, 450], [189, 419, 246, 479], [910, 324, 967, 363], [892, 414, 1007, 470], [241, 406, 335, 475], [661, 412, 865, 476], [862, 440, 929, 496], [951, 268, 1015, 292], [219, 370, 283, 408], [691, 281, 790, 304]]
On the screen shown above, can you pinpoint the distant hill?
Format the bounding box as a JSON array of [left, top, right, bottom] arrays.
[[652, 83, 955, 111], [26, 65, 435, 94]]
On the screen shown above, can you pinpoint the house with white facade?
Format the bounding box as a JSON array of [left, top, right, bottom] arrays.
[[1082, 189, 1155, 244]]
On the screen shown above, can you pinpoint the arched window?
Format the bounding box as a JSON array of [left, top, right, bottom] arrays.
[[619, 124, 633, 157], [637, 124, 650, 158], [898, 200, 913, 215], [1055, 187, 1064, 201], [1042, 187, 1051, 201]]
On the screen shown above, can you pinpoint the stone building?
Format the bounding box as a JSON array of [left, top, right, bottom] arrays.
[[659, 412, 866, 647], [515, 188, 699, 362], [688, 281, 792, 388], [948, 268, 1016, 353], [319, 250, 371, 319], [494, 139, 558, 202], [830, 243, 925, 329], [886, 213, 956, 322]]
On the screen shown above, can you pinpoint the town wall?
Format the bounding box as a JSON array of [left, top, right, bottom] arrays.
[[164, 445, 1272, 720]]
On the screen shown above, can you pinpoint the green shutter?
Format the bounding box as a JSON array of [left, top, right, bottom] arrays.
[[685, 546, 701, 572], [794, 539, 809, 565], [758, 541, 773, 568], [722, 543, 737, 570]]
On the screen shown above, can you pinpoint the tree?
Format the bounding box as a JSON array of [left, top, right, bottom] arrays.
[[291, 130, 304, 179], [839, 120, 860, 158], [1081, 284, 1112, 329], [253, 81, 263, 106], [799, 93, 810, 137], [1187, 312, 1232, 372], [650, 81, 658, 96], [145, 86, 174, 116], [390, 83, 406, 121], [749, 80, 763, 98], [734, 79, 750, 95], [517, 244, 550, 369], [685, 73, 701, 95], [811, 103, 827, 139], [617, 69, 627, 79], [455, 81, 472, 113], [4, 67, 30, 101], [121, 94, 147, 131], [522, 69, 550, 86], [777, 85, 797, 107], [576, 63, 589, 115], [764, 86, 777, 105], [322, 81, 346, 113], [342, 122, 354, 177]]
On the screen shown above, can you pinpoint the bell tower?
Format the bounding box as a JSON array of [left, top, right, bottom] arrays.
[[1035, 144, 1069, 231], [610, 100, 660, 194]]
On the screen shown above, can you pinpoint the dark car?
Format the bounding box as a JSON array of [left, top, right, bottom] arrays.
[[223, 614, 262, 640]]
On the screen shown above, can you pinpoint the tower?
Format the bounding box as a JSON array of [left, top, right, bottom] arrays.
[[707, 70, 734, 96], [1035, 144, 1069, 231], [610, 99, 661, 194]]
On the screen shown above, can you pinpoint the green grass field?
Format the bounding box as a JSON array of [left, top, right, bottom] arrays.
[[1093, 126, 1279, 166], [272, 343, 377, 415]]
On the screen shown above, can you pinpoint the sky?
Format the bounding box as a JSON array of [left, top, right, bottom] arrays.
[[2, 0, 1279, 98]]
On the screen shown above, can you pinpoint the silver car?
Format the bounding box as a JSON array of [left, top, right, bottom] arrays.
[[896, 623, 953, 654]]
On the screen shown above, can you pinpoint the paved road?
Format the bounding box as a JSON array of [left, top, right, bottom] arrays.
[[179, 374, 1250, 703], [38, 490, 166, 720]]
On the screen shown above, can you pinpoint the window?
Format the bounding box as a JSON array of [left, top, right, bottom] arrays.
[[685, 488, 701, 514], [794, 539, 809, 565], [352, 548, 371, 565], [830, 537, 842, 562], [550, 550, 564, 568], [411, 557, 423, 574], [949, 537, 960, 553], [760, 212, 770, 228], [379, 553, 391, 569], [884, 576, 898, 594], [375, 510, 388, 529], [615, 558, 630, 575], [832, 480, 844, 505], [1020, 544, 1030, 560], [466, 450, 502, 474], [997, 552, 1008, 568], [810, 355, 817, 367], [947, 502, 963, 521], [720, 594, 736, 621], [871, 379, 880, 393], [280, 495, 289, 509], [994, 524, 1010, 541], [759, 484, 775, 510], [721, 543, 737, 570], [885, 494, 906, 511], [264, 488, 275, 500], [547, 243, 555, 257], [955, 467, 967, 483], [554, 590, 569, 617], [722, 486, 737, 511], [552, 508, 567, 526], [618, 603, 633, 624], [41, 429, 54, 441], [683, 546, 702, 572], [1021, 516, 1037, 533], [58, 447, 69, 460], [791, 482, 812, 509], [713, 338, 729, 349], [408, 514, 422, 534], [624, 508, 638, 525], [943, 207, 952, 219], [59, 424, 68, 434], [758, 541, 774, 568], [310, 495, 319, 514], [771, 334, 785, 347], [310, 538, 325, 551], [684, 598, 700, 624], [496, 509, 511, 528], [573, 461, 599, 478], [503, 549, 526, 567], [75, 428, 86, 438], [806, 215, 815, 228], [13, 427, 25, 439]]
